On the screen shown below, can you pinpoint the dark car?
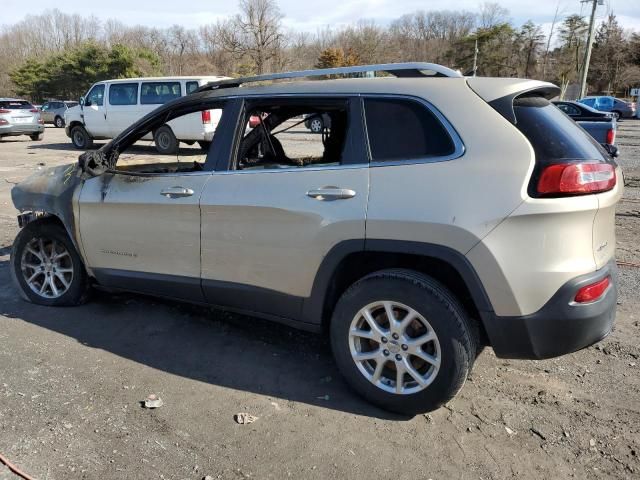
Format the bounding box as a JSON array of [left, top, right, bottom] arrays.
[[553, 100, 617, 150], [578, 96, 636, 119]]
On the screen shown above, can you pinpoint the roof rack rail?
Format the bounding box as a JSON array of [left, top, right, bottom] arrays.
[[197, 62, 462, 92]]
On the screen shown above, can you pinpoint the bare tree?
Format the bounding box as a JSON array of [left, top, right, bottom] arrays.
[[478, 2, 509, 29], [218, 0, 285, 74]]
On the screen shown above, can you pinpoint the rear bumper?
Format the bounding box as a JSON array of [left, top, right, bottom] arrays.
[[0, 124, 44, 136], [483, 260, 617, 359]]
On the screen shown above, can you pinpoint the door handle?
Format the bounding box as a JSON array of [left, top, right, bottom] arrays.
[[306, 186, 356, 200], [160, 186, 194, 198]]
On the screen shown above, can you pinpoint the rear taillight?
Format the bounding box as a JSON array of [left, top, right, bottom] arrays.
[[0, 109, 10, 114], [30, 109, 39, 113], [537, 162, 616, 196], [201, 110, 211, 124], [0, 119, 8, 125], [574, 276, 610, 303], [606, 128, 615, 145]]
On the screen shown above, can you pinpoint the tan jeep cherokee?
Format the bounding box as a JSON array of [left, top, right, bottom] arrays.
[[10, 63, 623, 414]]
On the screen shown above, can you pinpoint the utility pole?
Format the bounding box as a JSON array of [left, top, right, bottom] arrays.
[[579, 0, 601, 99], [472, 39, 478, 76]]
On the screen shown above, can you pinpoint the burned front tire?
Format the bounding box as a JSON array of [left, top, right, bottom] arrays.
[[10, 219, 89, 306], [330, 269, 477, 415]]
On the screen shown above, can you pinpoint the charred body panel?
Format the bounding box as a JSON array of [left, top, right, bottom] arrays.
[[11, 164, 84, 250]]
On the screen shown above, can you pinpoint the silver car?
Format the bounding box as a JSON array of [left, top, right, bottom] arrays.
[[9, 63, 622, 414], [0, 98, 44, 141], [40, 101, 78, 128]]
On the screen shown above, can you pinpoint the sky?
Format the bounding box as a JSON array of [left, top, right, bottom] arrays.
[[2, 0, 640, 34]]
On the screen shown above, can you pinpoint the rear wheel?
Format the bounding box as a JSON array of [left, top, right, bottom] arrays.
[[309, 117, 324, 133], [154, 126, 178, 154], [10, 219, 89, 306], [612, 111, 622, 120], [54, 116, 65, 128], [330, 269, 477, 414], [30, 133, 44, 141], [70, 125, 93, 149], [197, 140, 211, 151]]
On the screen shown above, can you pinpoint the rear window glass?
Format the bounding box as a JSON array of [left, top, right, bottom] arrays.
[[141, 82, 181, 104], [109, 83, 138, 106], [0, 100, 33, 109], [513, 96, 605, 163], [364, 98, 455, 162]]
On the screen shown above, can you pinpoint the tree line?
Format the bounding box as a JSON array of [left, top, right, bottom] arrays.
[[1, 1, 639, 102]]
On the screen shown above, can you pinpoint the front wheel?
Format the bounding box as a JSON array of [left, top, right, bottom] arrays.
[[10, 219, 89, 306], [70, 125, 93, 149], [30, 133, 44, 141], [330, 269, 477, 414], [612, 111, 621, 120]]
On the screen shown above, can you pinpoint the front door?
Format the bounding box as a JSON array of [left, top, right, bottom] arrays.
[[200, 96, 369, 322], [82, 83, 109, 137], [78, 171, 209, 301]]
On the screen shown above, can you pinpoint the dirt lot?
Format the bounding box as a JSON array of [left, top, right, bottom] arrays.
[[0, 124, 639, 480]]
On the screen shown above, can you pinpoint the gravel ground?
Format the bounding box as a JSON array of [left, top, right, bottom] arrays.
[[0, 124, 639, 480]]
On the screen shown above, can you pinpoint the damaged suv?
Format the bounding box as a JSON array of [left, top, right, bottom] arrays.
[[10, 64, 622, 414]]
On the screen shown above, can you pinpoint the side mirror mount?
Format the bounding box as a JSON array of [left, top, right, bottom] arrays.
[[80, 96, 87, 107]]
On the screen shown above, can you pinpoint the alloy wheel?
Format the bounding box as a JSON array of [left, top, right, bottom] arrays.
[[349, 301, 441, 395], [20, 237, 74, 299]]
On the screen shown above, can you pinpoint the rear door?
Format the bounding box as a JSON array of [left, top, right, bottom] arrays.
[[199, 96, 369, 321]]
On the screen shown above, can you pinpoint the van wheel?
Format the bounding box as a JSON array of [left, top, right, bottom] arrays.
[[330, 269, 477, 414], [197, 140, 211, 151], [10, 219, 90, 306], [154, 126, 178, 154], [54, 116, 65, 128], [30, 133, 44, 141], [71, 125, 93, 149]]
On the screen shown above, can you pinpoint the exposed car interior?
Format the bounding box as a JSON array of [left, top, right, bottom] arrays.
[[236, 101, 349, 170]]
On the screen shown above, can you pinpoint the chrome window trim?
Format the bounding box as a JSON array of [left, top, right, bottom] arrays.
[[362, 94, 465, 168], [213, 163, 368, 176]]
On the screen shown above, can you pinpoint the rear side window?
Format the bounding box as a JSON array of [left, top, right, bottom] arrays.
[[186, 81, 199, 94], [513, 96, 605, 163], [0, 100, 33, 109], [364, 98, 455, 162], [141, 81, 181, 104], [109, 83, 138, 106]]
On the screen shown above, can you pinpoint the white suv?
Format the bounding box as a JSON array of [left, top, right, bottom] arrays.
[[11, 64, 622, 414]]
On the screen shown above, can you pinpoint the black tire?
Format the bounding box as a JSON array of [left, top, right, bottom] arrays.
[[197, 140, 212, 151], [612, 111, 622, 120], [308, 117, 324, 134], [30, 132, 44, 141], [10, 219, 90, 307], [330, 269, 477, 414], [70, 125, 93, 149], [54, 116, 65, 128], [154, 125, 178, 154]]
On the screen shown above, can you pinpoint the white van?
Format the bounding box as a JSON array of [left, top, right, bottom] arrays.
[[64, 76, 227, 154]]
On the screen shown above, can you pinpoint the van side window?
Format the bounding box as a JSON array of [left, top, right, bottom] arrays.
[[186, 81, 199, 94], [141, 82, 181, 104], [109, 83, 138, 106], [364, 98, 455, 162], [86, 85, 105, 107]]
